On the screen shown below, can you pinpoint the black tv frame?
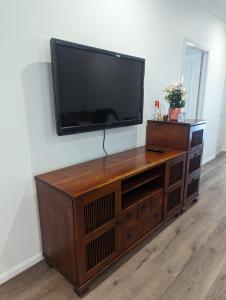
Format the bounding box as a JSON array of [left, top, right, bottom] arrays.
[[50, 38, 145, 136]]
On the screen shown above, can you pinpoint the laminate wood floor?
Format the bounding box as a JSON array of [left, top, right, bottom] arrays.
[[1, 153, 226, 300]]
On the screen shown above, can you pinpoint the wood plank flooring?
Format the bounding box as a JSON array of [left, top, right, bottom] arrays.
[[1, 153, 226, 300]]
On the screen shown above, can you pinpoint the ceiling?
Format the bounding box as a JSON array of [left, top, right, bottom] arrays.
[[196, 0, 226, 23]]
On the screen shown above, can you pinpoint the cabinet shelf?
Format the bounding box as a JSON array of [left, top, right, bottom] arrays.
[[122, 179, 163, 210], [121, 166, 164, 195]]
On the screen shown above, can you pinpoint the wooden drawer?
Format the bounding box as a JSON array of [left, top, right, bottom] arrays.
[[122, 191, 163, 250], [189, 124, 205, 153], [184, 172, 201, 205], [122, 225, 140, 250], [187, 150, 203, 177], [138, 196, 152, 221], [152, 189, 163, 211], [121, 203, 137, 230], [122, 207, 162, 251], [139, 210, 162, 237], [138, 189, 163, 221]]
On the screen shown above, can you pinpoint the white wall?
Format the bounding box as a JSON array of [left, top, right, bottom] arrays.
[[1, 0, 226, 283]]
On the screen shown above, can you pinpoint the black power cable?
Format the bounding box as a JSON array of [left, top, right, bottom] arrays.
[[103, 129, 109, 157]]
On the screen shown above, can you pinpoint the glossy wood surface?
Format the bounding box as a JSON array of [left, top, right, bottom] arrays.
[[36, 147, 186, 198], [146, 122, 190, 150], [34, 122, 204, 295], [36, 180, 77, 285], [2, 154, 226, 300], [35, 144, 187, 295], [146, 119, 206, 210], [146, 119, 206, 151]]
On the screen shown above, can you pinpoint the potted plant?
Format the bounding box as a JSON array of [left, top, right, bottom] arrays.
[[163, 81, 187, 121]]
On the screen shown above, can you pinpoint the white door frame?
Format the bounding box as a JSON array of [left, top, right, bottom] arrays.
[[181, 39, 209, 119], [219, 74, 226, 152]]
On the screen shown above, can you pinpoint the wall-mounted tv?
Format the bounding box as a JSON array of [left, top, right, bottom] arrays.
[[51, 38, 145, 135]]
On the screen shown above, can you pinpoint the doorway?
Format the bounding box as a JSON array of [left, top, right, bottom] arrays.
[[182, 42, 208, 119], [217, 75, 226, 153]]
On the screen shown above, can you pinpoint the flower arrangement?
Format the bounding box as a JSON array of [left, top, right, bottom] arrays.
[[163, 81, 187, 109]]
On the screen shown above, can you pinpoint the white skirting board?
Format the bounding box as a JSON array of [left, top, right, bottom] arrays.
[[202, 155, 216, 166], [0, 253, 43, 285]]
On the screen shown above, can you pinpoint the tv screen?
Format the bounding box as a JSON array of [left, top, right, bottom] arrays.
[[51, 38, 145, 135]]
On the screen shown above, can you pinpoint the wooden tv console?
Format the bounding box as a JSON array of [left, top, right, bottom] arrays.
[[35, 119, 205, 295]]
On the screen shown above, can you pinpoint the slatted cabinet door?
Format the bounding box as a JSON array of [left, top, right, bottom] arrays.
[[74, 182, 121, 286], [184, 172, 201, 206], [164, 154, 186, 220], [186, 149, 203, 178], [189, 124, 205, 153]]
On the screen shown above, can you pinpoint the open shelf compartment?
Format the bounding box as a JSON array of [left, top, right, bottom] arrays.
[[121, 177, 163, 210], [121, 165, 164, 195]]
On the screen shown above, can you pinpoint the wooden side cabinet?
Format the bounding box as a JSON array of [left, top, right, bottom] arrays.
[[146, 119, 206, 209]]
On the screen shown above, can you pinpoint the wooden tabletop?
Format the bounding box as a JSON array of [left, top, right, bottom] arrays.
[[35, 146, 187, 198]]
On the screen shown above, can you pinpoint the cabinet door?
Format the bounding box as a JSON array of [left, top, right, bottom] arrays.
[[189, 124, 205, 153], [164, 183, 184, 220], [164, 154, 186, 220], [165, 154, 186, 190], [74, 182, 121, 285], [184, 172, 201, 206], [186, 149, 203, 177]]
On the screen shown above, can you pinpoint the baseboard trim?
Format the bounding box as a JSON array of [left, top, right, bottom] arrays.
[[202, 155, 216, 166], [0, 253, 43, 285]]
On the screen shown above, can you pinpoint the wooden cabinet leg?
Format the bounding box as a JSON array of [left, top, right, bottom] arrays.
[[46, 261, 53, 268], [193, 197, 199, 203], [74, 284, 90, 296], [43, 254, 53, 268]]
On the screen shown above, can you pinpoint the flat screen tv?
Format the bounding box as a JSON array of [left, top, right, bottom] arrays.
[[51, 38, 145, 135]]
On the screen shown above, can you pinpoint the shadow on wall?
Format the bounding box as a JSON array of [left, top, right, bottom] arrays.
[[2, 63, 138, 276], [0, 187, 41, 275], [22, 62, 138, 175]]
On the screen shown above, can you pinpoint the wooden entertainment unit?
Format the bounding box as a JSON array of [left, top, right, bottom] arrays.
[[35, 119, 205, 295]]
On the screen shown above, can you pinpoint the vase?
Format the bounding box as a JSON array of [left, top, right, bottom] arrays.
[[169, 108, 181, 121]]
